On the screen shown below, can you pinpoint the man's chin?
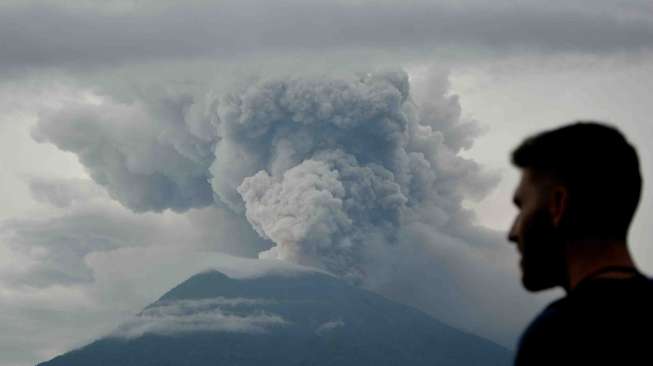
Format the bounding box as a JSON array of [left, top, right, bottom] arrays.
[[521, 274, 558, 292]]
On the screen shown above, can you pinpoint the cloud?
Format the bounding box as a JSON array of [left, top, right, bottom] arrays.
[[410, 67, 489, 155], [0, 178, 267, 288], [34, 69, 501, 281], [211, 71, 499, 284], [239, 152, 407, 281], [111, 297, 286, 339], [0, 205, 127, 287], [28, 177, 107, 208], [0, 282, 102, 366], [32, 92, 217, 213], [1, 0, 653, 75], [363, 221, 558, 346], [315, 319, 344, 336]]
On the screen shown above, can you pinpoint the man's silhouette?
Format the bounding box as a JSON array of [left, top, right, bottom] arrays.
[[507, 121, 652, 365]]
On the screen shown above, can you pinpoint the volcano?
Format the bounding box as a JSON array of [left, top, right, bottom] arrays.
[[38, 265, 512, 365]]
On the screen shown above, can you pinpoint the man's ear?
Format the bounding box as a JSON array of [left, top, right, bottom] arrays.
[[548, 185, 568, 227]]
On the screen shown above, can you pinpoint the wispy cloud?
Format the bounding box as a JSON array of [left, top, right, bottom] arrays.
[[315, 319, 345, 336], [111, 297, 286, 339]]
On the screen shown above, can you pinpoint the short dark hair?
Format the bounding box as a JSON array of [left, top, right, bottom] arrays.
[[511, 121, 642, 241]]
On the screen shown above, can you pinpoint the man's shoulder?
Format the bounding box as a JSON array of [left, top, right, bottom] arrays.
[[523, 296, 568, 333], [514, 297, 570, 365], [521, 296, 568, 334], [568, 274, 653, 310], [515, 276, 653, 365], [534, 275, 653, 333]]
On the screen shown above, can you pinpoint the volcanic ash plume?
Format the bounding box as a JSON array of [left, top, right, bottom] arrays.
[[34, 70, 498, 282], [211, 71, 495, 281]]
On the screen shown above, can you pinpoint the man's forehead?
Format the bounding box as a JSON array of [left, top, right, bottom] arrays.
[[514, 169, 537, 197], [520, 169, 536, 187], [515, 168, 557, 196]]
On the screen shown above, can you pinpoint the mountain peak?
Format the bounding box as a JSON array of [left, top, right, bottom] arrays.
[[157, 268, 344, 303], [39, 264, 512, 366]]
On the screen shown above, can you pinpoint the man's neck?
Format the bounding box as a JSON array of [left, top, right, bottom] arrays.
[[563, 238, 637, 293]]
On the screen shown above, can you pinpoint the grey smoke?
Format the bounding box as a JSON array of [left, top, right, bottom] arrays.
[[1, 187, 268, 289], [32, 69, 547, 346], [238, 150, 407, 281], [28, 177, 107, 208], [32, 93, 216, 213], [35, 70, 499, 280], [217, 71, 498, 280]]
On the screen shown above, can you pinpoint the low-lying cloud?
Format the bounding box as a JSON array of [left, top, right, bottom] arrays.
[[111, 297, 285, 339], [315, 320, 345, 336]]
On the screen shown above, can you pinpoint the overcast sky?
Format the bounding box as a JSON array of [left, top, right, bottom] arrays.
[[1, 1, 652, 365]]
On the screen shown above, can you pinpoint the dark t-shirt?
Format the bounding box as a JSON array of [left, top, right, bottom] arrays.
[[514, 274, 653, 365]]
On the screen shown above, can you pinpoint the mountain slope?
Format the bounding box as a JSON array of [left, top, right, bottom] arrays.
[[39, 268, 512, 365]]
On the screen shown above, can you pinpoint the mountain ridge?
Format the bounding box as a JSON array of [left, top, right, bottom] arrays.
[[39, 268, 512, 366]]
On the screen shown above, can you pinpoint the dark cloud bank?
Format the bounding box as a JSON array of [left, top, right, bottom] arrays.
[[2, 0, 653, 74]]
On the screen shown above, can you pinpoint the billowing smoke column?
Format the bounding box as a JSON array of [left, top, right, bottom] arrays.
[[32, 90, 218, 213], [33, 70, 497, 282]]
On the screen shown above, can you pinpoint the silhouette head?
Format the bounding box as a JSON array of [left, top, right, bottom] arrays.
[[507, 121, 642, 292]]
